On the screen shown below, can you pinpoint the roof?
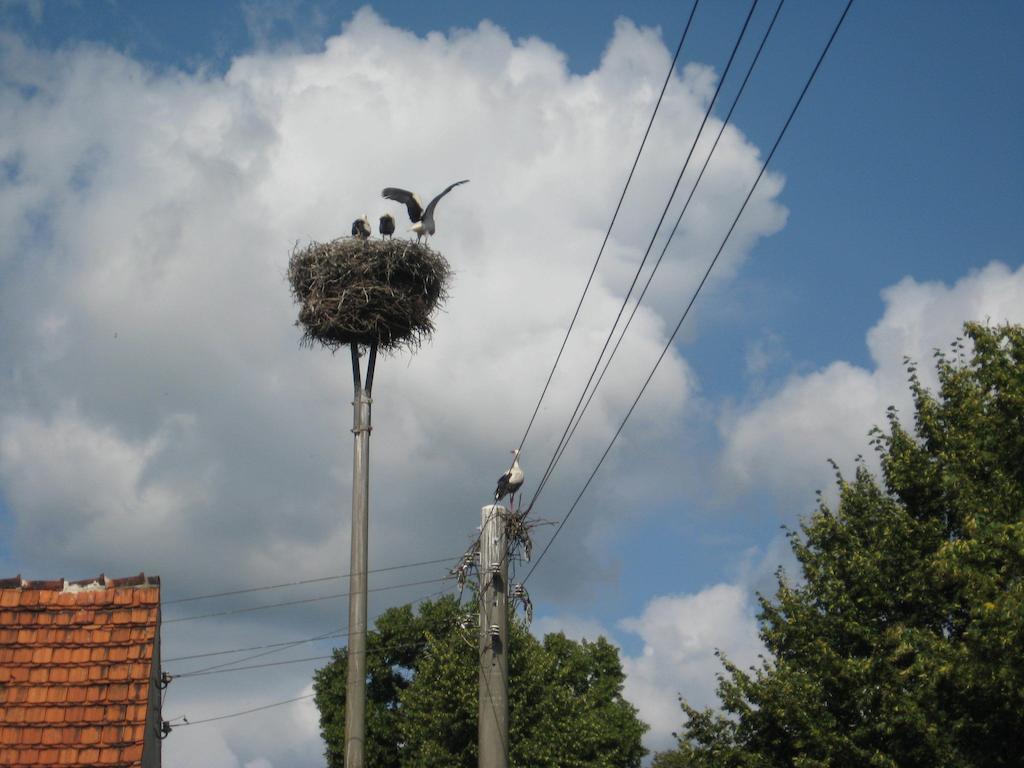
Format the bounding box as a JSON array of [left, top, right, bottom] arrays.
[[0, 573, 161, 768]]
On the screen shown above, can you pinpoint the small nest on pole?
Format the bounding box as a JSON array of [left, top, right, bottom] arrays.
[[288, 237, 451, 352]]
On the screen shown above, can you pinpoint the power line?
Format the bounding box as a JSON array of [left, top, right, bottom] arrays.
[[172, 630, 463, 679], [524, 0, 761, 516], [166, 588, 453, 675], [523, 0, 856, 586], [164, 630, 341, 663], [533, 0, 787, 498], [173, 694, 315, 727], [174, 629, 341, 676], [163, 576, 449, 624], [169, 614, 470, 726], [163, 555, 457, 605], [513, 0, 702, 461], [174, 653, 335, 678]]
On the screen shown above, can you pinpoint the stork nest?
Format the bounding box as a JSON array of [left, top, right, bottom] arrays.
[[288, 237, 451, 352]]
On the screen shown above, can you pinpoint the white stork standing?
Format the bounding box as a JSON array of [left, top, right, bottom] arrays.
[[494, 448, 524, 510], [378, 213, 396, 239], [382, 180, 469, 243], [351, 214, 371, 239]]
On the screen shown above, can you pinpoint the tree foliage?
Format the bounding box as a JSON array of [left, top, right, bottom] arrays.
[[313, 594, 647, 767], [657, 323, 1024, 767]]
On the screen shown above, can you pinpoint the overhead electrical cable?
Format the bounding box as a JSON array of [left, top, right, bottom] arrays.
[[522, 0, 856, 586], [176, 630, 341, 676], [537, 0, 787, 494], [165, 631, 342, 664], [163, 555, 457, 605], [163, 576, 449, 624], [524, 0, 760, 514], [173, 655, 331, 679], [173, 694, 315, 727], [172, 630, 466, 679], [455, 1, 761, 592], [513, 0, 701, 461], [166, 587, 453, 675]]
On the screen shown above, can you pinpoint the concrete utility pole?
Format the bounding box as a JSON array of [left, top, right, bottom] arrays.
[[344, 343, 376, 768], [479, 503, 509, 768]]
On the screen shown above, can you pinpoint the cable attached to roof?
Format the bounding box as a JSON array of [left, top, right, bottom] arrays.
[[163, 576, 449, 624], [163, 555, 457, 605]]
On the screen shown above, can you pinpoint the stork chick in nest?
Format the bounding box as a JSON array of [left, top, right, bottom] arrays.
[[378, 213, 396, 239], [351, 214, 371, 239]]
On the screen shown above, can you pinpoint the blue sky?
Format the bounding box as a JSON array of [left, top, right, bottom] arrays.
[[2, 1, 1023, 764]]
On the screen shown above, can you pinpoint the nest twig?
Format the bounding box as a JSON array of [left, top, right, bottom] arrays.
[[287, 237, 452, 353]]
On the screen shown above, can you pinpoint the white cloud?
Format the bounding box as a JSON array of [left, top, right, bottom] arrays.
[[720, 261, 1024, 501], [529, 538, 793, 755], [166, 680, 322, 768], [619, 584, 763, 752], [0, 406, 206, 574], [0, 9, 789, 764], [168, 727, 243, 768]]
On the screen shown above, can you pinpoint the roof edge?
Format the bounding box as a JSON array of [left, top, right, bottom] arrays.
[[0, 572, 161, 591]]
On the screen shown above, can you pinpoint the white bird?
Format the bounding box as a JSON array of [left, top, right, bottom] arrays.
[[494, 448, 524, 510], [378, 213, 396, 239], [351, 214, 371, 239], [382, 180, 469, 243]]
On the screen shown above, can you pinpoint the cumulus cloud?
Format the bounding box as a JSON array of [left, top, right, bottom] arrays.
[[0, 406, 206, 575], [720, 261, 1024, 501], [0, 8, 788, 764], [619, 584, 763, 752], [534, 559, 779, 755]]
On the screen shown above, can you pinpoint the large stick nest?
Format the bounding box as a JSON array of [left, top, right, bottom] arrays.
[[288, 237, 451, 352]]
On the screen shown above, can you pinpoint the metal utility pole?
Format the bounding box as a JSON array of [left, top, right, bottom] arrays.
[[344, 342, 376, 768], [479, 503, 509, 768]]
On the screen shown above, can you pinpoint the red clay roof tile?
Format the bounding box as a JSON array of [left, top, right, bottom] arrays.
[[0, 576, 160, 768], [26, 689, 47, 705], [80, 746, 101, 762]]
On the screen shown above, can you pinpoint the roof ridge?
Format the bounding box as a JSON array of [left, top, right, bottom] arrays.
[[0, 573, 161, 591]]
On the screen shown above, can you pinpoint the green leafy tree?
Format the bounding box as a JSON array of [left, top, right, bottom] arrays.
[[656, 322, 1024, 768], [313, 596, 462, 767], [314, 595, 647, 767]]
